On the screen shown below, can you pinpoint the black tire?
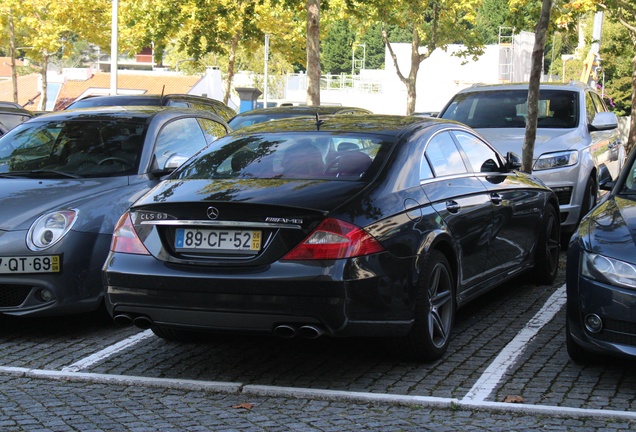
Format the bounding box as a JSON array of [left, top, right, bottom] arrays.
[[534, 203, 560, 285], [580, 176, 597, 221], [391, 250, 456, 362], [152, 325, 205, 342]]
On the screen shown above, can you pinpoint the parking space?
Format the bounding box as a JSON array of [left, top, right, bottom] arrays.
[[1, 251, 635, 429]]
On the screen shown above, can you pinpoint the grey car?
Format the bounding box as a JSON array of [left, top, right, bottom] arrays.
[[439, 82, 624, 237], [0, 106, 229, 317]]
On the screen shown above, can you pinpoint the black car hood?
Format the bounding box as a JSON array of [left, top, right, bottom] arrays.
[[136, 178, 368, 213], [0, 177, 130, 231], [585, 196, 636, 263]]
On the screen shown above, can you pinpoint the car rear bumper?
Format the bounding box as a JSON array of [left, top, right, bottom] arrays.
[[104, 251, 416, 337]]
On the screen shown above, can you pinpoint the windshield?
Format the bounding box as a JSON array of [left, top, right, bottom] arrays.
[[440, 89, 579, 129], [228, 113, 315, 130], [0, 119, 145, 178], [174, 132, 393, 181]]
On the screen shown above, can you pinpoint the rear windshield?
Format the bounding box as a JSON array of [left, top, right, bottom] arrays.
[[228, 113, 315, 130], [0, 119, 144, 177], [440, 90, 579, 129], [174, 132, 394, 181], [68, 97, 161, 109]]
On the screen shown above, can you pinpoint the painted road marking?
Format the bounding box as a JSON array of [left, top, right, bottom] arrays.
[[61, 329, 154, 373], [2, 366, 635, 422], [463, 284, 567, 402]]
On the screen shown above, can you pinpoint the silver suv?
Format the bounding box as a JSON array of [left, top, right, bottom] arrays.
[[439, 82, 624, 236]]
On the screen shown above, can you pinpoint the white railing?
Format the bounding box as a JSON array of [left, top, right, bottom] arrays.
[[286, 73, 382, 93]]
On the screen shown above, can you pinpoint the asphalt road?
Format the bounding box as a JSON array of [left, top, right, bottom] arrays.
[[0, 252, 635, 431]]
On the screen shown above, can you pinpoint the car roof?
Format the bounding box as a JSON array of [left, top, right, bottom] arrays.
[[230, 114, 448, 137], [455, 81, 590, 94], [0, 106, 36, 116], [28, 106, 225, 125], [234, 106, 371, 117]]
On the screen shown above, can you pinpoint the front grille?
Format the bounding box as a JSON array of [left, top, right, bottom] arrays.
[[552, 186, 573, 205], [592, 318, 636, 347], [0, 285, 32, 307]]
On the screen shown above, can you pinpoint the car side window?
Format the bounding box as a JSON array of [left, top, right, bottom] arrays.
[[585, 92, 597, 124], [591, 92, 607, 113], [451, 131, 502, 173], [153, 118, 207, 169], [424, 131, 467, 177], [198, 118, 227, 144]]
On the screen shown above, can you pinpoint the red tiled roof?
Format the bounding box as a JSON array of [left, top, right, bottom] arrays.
[[0, 74, 41, 111], [0, 57, 25, 78], [0, 70, 203, 112], [57, 72, 202, 102]]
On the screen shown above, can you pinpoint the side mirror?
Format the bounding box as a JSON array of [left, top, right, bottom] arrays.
[[150, 153, 189, 177], [163, 154, 189, 171], [598, 165, 615, 191], [589, 112, 618, 132], [505, 152, 522, 171]]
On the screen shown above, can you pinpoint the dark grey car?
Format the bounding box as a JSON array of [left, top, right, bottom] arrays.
[[0, 106, 229, 317], [64, 94, 236, 122]]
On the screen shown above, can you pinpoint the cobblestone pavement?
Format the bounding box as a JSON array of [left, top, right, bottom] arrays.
[[0, 376, 634, 432], [1, 252, 635, 431]]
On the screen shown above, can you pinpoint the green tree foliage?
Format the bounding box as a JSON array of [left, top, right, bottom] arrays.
[[349, 0, 485, 115], [600, 19, 634, 116], [321, 20, 355, 74], [475, 0, 511, 44]]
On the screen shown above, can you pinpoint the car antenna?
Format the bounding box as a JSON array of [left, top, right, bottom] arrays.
[[160, 85, 166, 105], [315, 113, 324, 131]]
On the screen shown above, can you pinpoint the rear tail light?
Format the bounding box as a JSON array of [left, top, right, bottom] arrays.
[[282, 218, 385, 260], [110, 213, 150, 255]]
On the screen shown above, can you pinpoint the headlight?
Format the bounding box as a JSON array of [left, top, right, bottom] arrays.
[[581, 251, 636, 289], [27, 210, 78, 251], [533, 150, 578, 171]]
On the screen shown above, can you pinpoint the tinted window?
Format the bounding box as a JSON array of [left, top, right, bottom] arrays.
[[166, 100, 189, 108], [591, 92, 607, 113], [424, 132, 467, 177], [153, 118, 208, 169], [0, 113, 31, 130], [441, 90, 579, 129], [0, 119, 144, 176], [174, 132, 392, 182], [198, 118, 227, 144], [585, 93, 597, 124], [228, 112, 314, 130], [452, 131, 501, 173]]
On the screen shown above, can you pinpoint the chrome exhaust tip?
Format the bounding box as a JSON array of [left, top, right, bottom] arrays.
[[297, 325, 324, 339], [132, 316, 153, 330], [273, 324, 297, 338], [113, 314, 133, 326]]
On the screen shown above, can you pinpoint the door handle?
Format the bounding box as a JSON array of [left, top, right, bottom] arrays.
[[446, 200, 460, 213], [491, 193, 503, 205]]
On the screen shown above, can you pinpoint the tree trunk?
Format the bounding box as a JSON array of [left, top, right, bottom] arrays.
[[306, 0, 320, 106], [521, 0, 552, 174], [40, 52, 49, 111], [9, 10, 18, 104], [223, 31, 241, 106], [406, 29, 422, 116], [628, 46, 636, 154]]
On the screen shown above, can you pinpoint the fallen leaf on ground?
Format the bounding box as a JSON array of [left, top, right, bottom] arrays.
[[502, 396, 524, 403], [232, 403, 256, 410]]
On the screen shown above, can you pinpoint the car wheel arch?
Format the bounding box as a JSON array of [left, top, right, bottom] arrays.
[[415, 234, 458, 304]]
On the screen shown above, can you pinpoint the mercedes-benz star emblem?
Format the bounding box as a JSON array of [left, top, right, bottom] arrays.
[[206, 206, 219, 220]]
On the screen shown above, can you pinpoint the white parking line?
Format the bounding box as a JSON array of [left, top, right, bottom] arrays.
[[2, 367, 636, 422], [60, 329, 154, 373], [463, 284, 567, 402]]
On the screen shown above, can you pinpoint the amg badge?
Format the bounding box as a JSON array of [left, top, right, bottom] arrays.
[[265, 217, 303, 224]]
